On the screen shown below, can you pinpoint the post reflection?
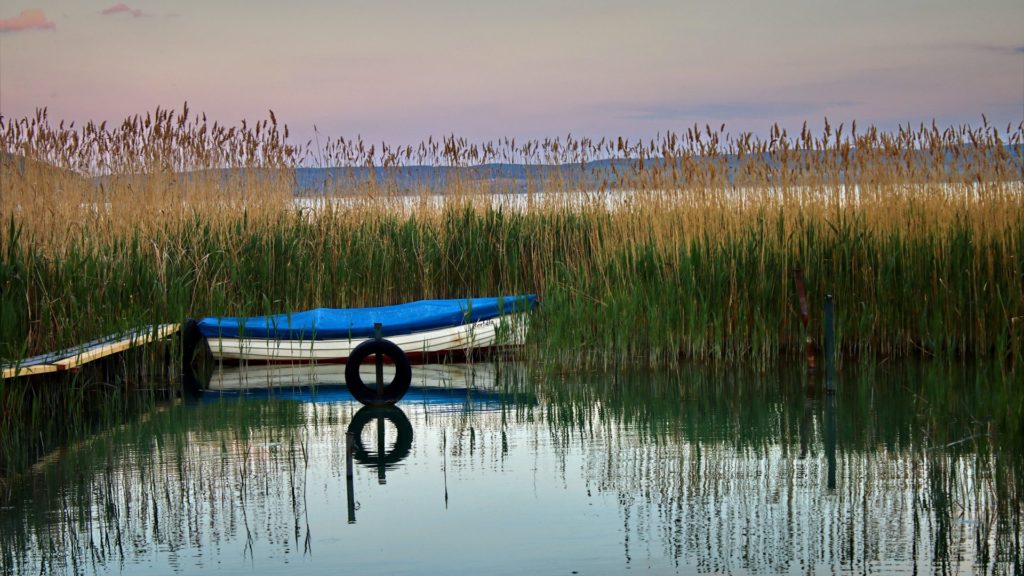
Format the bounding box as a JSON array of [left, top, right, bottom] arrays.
[[825, 392, 837, 491]]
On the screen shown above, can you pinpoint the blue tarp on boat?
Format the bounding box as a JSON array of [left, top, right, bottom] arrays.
[[197, 295, 537, 340]]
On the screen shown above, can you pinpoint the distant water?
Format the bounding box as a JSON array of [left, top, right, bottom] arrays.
[[292, 180, 1024, 214], [2, 362, 1021, 575]]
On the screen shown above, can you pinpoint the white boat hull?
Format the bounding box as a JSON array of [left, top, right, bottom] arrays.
[[204, 315, 526, 363]]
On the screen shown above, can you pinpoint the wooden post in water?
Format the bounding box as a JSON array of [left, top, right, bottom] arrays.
[[792, 266, 817, 373], [374, 323, 384, 400], [346, 430, 356, 523], [824, 294, 836, 393], [823, 293, 838, 488], [1017, 257, 1024, 368]]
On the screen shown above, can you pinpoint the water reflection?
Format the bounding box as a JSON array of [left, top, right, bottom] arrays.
[[347, 405, 414, 478], [206, 362, 514, 393], [825, 391, 837, 491], [0, 362, 1020, 575], [344, 405, 414, 524]]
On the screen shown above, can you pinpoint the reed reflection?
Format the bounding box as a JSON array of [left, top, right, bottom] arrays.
[[0, 362, 1020, 575], [534, 364, 1022, 574]]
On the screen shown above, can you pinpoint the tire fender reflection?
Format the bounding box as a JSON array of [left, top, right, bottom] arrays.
[[345, 405, 414, 523]]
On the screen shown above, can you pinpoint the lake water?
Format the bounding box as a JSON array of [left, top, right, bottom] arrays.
[[2, 362, 1021, 575]]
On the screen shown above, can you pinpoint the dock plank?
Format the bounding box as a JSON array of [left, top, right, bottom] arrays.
[[1, 324, 180, 379]]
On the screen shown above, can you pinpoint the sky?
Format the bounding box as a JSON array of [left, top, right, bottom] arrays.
[[1, 0, 1022, 147]]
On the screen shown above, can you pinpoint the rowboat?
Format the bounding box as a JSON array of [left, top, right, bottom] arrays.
[[193, 295, 537, 364]]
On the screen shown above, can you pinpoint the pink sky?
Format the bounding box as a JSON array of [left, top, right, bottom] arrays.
[[1, 0, 1022, 146]]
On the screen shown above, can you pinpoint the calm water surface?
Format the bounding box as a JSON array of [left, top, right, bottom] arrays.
[[2, 362, 1021, 575]]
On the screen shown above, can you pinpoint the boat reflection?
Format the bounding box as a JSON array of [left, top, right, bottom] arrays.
[[207, 362, 511, 391], [201, 361, 532, 411]]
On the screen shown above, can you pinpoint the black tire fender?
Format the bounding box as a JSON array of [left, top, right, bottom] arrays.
[[344, 338, 412, 405]]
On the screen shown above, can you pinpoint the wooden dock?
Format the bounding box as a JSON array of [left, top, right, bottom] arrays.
[[1, 324, 180, 379]]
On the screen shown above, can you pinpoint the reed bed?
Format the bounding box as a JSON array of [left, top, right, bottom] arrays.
[[2, 106, 1022, 372]]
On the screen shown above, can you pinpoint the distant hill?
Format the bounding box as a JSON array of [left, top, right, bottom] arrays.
[[294, 162, 628, 194], [0, 152, 87, 183], [4, 145, 1019, 196], [293, 144, 1023, 194]]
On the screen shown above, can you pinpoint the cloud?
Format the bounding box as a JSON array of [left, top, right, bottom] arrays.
[[926, 42, 1024, 56], [0, 9, 56, 32], [971, 43, 1023, 56], [101, 3, 147, 18]]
